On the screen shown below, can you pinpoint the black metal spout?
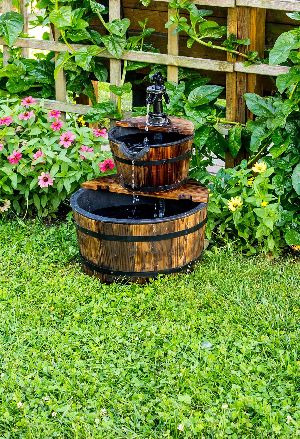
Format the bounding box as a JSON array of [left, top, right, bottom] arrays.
[[146, 72, 170, 126]]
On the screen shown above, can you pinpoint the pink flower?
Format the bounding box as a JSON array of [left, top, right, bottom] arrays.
[[80, 145, 94, 160], [0, 116, 13, 126], [59, 131, 76, 148], [33, 150, 44, 160], [38, 172, 54, 188], [0, 143, 3, 151], [99, 158, 115, 172], [8, 150, 22, 165], [18, 111, 34, 121], [93, 128, 108, 138], [49, 109, 61, 119], [51, 120, 63, 131], [21, 96, 36, 107]]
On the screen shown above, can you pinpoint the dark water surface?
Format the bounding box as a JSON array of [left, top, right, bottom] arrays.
[[92, 199, 195, 220]]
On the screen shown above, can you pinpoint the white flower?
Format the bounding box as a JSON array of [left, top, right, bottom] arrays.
[[51, 411, 57, 417], [17, 401, 23, 408], [177, 423, 184, 431], [100, 408, 107, 416], [43, 396, 50, 402], [286, 415, 293, 424], [222, 403, 229, 409]]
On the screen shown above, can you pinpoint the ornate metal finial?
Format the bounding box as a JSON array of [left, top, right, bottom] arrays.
[[146, 72, 170, 126]]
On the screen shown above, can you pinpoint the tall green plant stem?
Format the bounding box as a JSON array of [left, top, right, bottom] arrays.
[[248, 143, 270, 166], [192, 36, 250, 60]]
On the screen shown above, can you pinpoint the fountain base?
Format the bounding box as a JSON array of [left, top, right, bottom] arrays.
[[71, 179, 208, 284]]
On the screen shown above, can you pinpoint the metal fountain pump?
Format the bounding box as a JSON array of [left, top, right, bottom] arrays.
[[146, 72, 170, 126]]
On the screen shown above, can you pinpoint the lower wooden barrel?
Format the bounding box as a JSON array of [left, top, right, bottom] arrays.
[[109, 127, 194, 192], [71, 188, 207, 283]]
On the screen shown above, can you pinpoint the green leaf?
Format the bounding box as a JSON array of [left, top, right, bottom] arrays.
[[198, 21, 226, 39], [109, 83, 132, 96], [291, 163, 300, 195], [286, 12, 300, 21], [276, 67, 300, 93], [106, 18, 130, 37], [6, 77, 35, 93], [269, 30, 300, 65], [228, 125, 242, 158], [188, 85, 223, 107], [249, 124, 269, 152], [244, 93, 275, 117], [0, 12, 24, 46], [49, 7, 72, 29], [285, 229, 300, 245], [269, 141, 289, 159], [54, 52, 72, 79], [0, 63, 26, 79], [85, 101, 118, 122], [126, 61, 149, 71], [101, 35, 127, 58], [33, 194, 40, 210], [74, 46, 101, 70], [93, 62, 108, 82], [89, 1, 106, 15], [66, 29, 92, 42]]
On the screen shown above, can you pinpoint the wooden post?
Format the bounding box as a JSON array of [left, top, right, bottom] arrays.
[[1, 0, 12, 65], [20, 0, 29, 58], [226, 6, 266, 167], [167, 7, 179, 83], [54, 28, 67, 119], [109, 0, 122, 105]]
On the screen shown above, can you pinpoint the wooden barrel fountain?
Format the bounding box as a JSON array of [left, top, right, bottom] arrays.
[[71, 186, 207, 283]]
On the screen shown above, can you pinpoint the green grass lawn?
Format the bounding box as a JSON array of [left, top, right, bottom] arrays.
[[0, 219, 299, 438]]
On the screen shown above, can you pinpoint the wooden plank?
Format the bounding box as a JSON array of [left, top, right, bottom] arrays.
[[0, 36, 290, 77], [237, 0, 300, 12], [116, 116, 194, 135], [1, 38, 233, 72], [167, 7, 179, 83], [235, 62, 289, 75], [109, 0, 122, 105], [82, 175, 209, 203], [153, 0, 235, 6], [36, 99, 91, 114]]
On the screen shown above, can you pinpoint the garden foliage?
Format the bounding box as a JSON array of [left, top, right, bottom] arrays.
[[0, 98, 112, 217]]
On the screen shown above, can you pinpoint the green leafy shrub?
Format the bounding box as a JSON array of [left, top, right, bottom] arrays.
[[0, 98, 113, 217]]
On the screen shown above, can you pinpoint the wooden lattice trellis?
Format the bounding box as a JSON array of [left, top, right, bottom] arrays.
[[0, 0, 298, 122]]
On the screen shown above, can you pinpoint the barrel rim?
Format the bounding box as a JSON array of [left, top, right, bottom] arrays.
[[108, 127, 194, 148], [70, 188, 207, 225]]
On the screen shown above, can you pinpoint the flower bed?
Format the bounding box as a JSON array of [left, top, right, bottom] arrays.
[[0, 98, 114, 217]]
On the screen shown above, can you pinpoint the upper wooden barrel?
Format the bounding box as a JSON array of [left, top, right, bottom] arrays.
[[109, 123, 194, 192]]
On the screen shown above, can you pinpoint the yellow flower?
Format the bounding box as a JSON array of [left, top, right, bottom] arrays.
[[77, 115, 85, 126], [247, 177, 254, 187], [261, 201, 268, 207], [291, 245, 300, 252], [228, 196, 243, 212], [252, 161, 267, 174]]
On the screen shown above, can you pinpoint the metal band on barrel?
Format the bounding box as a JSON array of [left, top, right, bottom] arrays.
[[75, 218, 207, 242]]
